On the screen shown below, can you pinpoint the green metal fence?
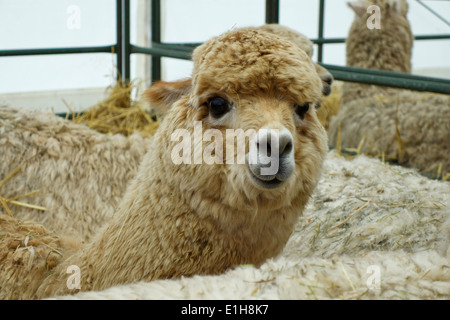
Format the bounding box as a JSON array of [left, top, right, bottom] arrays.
[[0, 0, 449, 95]]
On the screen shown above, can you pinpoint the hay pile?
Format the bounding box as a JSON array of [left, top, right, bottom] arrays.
[[70, 80, 160, 138], [0, 160, 47, 219]]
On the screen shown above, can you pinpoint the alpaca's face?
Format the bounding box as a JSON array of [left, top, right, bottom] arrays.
[[158, 29, 328, 212]]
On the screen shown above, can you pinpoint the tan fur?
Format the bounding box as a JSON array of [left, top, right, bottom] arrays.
[[342, 0, 413, 104], [144, 24, 333, 115], [0, 107, 149, 242], [143, 78, 192, 114], [0, 214, 81, 299], [256, 24, 333, 97], [5, 28, 327, 299]]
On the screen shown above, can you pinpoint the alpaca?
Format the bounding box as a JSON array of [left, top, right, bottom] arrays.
[[0, 106, 149, 241], [1, 28, 328, 299], [341, 0, 413, 104], [328, 0, 450, 177]]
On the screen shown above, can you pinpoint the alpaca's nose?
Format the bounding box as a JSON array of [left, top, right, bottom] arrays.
[[256, 128, 293, 160], [247, 127, 295, 188]]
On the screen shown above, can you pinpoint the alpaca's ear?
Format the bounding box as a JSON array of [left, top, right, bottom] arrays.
[[347, 1, 366, 16], [391, 0, 408, 16], [143, 78, 192, 114], [315, 64, 333, 97]]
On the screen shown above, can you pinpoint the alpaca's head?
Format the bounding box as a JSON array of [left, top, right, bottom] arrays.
[[348, 0, 409, 19], [153, 29, 328, 228]]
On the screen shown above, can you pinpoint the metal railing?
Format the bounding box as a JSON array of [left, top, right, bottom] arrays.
[[0, 0, 449, 95]]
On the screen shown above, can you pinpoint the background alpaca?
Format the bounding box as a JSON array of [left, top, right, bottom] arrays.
[[1, 28, 328, 299], [0, 106, 149, 241], [341, 0, 413, 104], [328, 0, 449, 177]]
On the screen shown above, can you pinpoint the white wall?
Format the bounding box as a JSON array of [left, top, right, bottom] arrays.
[[0, 0, 449, 112]]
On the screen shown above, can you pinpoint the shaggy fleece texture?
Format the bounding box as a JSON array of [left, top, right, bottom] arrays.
[[328, 91, 450, 178], [53, 150, 450, 300], [0, 106, 149, 241]]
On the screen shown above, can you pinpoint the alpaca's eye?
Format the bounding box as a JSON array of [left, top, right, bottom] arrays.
[[208, 97, 230, 118], [295, 103, 310, 120]]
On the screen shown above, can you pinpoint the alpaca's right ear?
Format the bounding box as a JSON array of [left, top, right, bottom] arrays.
[[315, 64, 333, 97], [143, 78, 192, 114], [347, 1, 366, 16], [391, 0, 409, 16]]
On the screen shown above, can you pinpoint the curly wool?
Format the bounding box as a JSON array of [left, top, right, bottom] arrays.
[[342, 0, 413, 104], [328, 91, 450, 176]]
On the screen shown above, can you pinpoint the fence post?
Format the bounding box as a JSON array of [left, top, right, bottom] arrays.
[[317, 0, 325, 63], [116, 0, 131, 83], [265, 0, 279, 24], [151, 0, 162, 82], [116, 0, 123, 81]]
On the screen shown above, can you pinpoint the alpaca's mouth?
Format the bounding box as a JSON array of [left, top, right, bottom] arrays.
[[247, 169, 286, 190]]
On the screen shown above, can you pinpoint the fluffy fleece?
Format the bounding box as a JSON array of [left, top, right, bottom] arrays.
[[53, 150, 450, 300], [144, 24, 333, 116], [255, 24, 334, 97], [342, 0, 413, 104], [0, 214, 81, 300], [328, 91, 450, 176], [4, 28, 327, 299], [0, 106, 149, 241]]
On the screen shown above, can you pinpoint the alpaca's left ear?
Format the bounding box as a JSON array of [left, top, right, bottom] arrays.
[[347, 1, 367, 16], [143, 78, 192, 114]]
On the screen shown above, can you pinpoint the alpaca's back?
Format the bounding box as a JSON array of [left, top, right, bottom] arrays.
[[0, 106, 148, 241]]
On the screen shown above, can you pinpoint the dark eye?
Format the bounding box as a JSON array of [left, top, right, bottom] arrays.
[[295, 103, 310, 120], [208, 96, 231, 118]]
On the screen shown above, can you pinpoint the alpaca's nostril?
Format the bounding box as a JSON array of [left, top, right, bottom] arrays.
[[255, 128, 294, 157], [278, 130, 294, 157], [281, 140, 293, 156]]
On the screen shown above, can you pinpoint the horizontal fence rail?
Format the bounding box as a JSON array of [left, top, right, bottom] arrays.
[[0, 46, 115, 57], [0, 0, 448, 96]]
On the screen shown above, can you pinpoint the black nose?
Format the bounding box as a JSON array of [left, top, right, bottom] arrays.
[[256, 129, 293, 158]]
